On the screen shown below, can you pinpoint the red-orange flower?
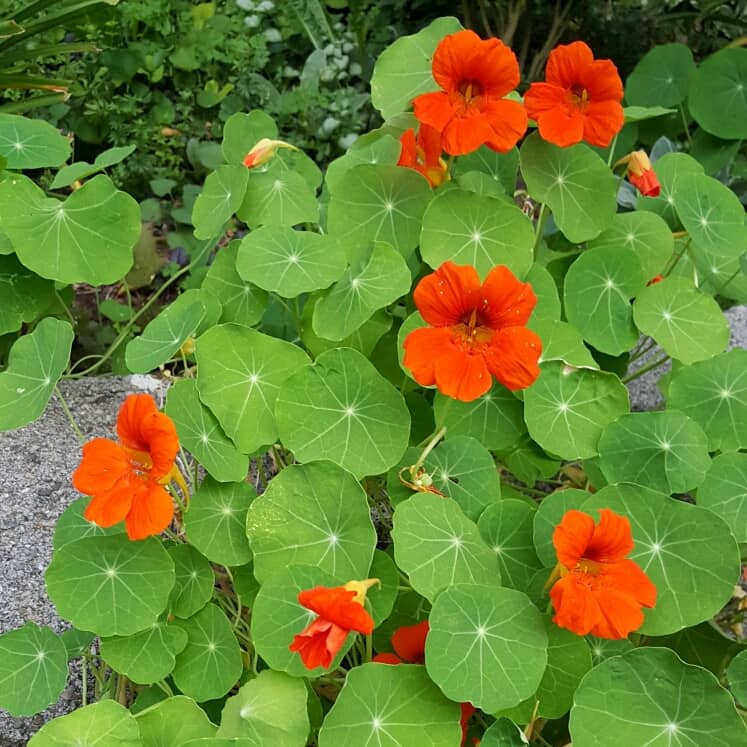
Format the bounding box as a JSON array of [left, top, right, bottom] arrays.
[[617, 150, 661, 197], [398, 124, 448, 187], [403, 261, 542, 402], [289, 579, 377, 670], [72, 394, 180, 541], [524, 41, 624, 148], [647, 274, 664, 286], [412, 29, 527, 156], [549, 508, 657, 639]]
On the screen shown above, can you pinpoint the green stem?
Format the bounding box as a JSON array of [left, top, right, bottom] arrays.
[[664, 238, 691, 278], [622, 355, 669, 384], [364, 633, 373, 663], [629, 337, 657, 363], [679, 104, 692, 146], [54, 288, 76, 327], [532, 203, 549, 256], [412, 425, 446, 475], [606, 133, 619, 167], [54, 385, 85, 443], [81, 655, 88, 707], [223, 566, 243, 630]]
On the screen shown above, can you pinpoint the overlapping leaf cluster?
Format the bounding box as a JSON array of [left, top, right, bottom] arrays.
[[1, 15, 746, 747]]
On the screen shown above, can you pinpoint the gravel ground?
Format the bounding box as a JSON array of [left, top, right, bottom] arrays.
[[0, 305, 743, 743]]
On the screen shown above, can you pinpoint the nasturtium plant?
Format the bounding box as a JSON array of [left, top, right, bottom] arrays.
[[2, 15, 746, 747]]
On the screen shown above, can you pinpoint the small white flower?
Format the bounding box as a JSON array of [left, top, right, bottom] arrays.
[[244, 14, 260, 27], [263, 27, 282, 42]]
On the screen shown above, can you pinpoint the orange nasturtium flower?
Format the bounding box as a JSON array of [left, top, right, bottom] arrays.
[[412, 29, 527, 156], [398, 124, 449, 187], [242, 137, 298, 168], [617, 150, 661, 197], [72, 394, 181, 541], [403, 261, 542, 402], [524, 41, 624, 148], [289, 579, 378, 669], [548, 508, 657, 639]]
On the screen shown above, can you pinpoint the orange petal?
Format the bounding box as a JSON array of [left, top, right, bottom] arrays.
[[413, 262, 481, 327], [391, 620, 429, 663], [289, 618, 348, 669], [83, 478, 135, 528], [398, 128, 417, 168], [413, 91, 453, 133], [433, 343, 493, 402], [73, 438, 132, 495], [603, 559, 657, 610], [441, 112, 496, 156], [585, 509, 634, 564], [483, 98, 528, 152], [372, 652, 403, 665], [582, 100, 624, 148], [116, 394, 158, 451], [480, 265, 537, 329], [545, 41, 594, 89], [297, 586, 374, 634], [431, 30, 485, 93], [124, 481, 174, 540], [418, 123, 445, 168], [552, 510, 596, 569], [581, 59, 623, 103], [630, 168, 661, 197], [139, 411, 179, 479], [483, 326, 542, 391], [550, 573, 601, 636], [587, 586, 646, 639], [524, 83, 585, 147]]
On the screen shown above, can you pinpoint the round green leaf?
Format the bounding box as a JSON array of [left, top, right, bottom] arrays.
[[0, 113, 71, 168], [165, 379, 249, 483], [168, 544, 215, 620], [524, 361, 630, 459], [597, 411, 711, 494], [327, 164, 432, 257], [325, 134, 402, 194], [221, 110, 277, 165], [586, 636, 635, 664], [45, 535, 175, 637], [587, 211, 674, 280], [0, 623, 68, 717], [433, 383, 526, 450], [251, 564, 357, 676], [625, 44, 695, 107], [690, 128, 743, 176], [519, 133, 617, 242], [50, 145, 137, 190], [426, 584, 547, 712], [480, 719, 527, 746], [564, 246, 644, 355], [125, 290, 206, 373], [420, 188, 534, 278], [697, 452, 747, 543], [185, 477, 255, 567], [570, 648, 747, 746], [236, 226, 345, 297], [583, 484, 740, 635], [0, 253, 56, 335], [202, 242, 267, 327], [196, 324, 310, 454], [689, 47, 747, 139], [218, 670, 309, 744], [101, 623, 187, 685], [136, 696, 217, 747], [28, 700, 141, 747], [667, 348, 747, 451], [275, 347, 410, 478], [192, 165, 249, 240], [529, 319, 599, 369], [391, 492, 498, 602], [499, 436, 562, 486], [0, 173, 139, 285], [237, 163, 318, 228], [453, 145, 520, 196], [532, 488, 591, 567], [526, 262, 561, 321], [246, 461, 376, 583], [53, 496, 125, 549], [319, 663, 462, 746], [633, 277, 729, 364], [370, 16, 463, 120], [312, 241, 411, 340], [367, 550, 399, 627], [727, 650, 747, 706], [0, 317, 73, 431], [172, 603, 242, 702], [478, 499, 543, 591]]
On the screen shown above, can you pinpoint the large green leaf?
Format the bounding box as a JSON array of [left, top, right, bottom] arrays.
[[419, 188, 534, 278], [195, 324, 310, 454], [53, 497, 125, 549], [192, 165, 249, 240], [697, 452, 747, 543], [0, 623, 68, 717], [529, 318, 599, 369], [0, 318, 73, 431], [221, 110, 277, 165], [0, 253, 56, 335], [275, 347, 410, 478], [689, 47, 747, 140], [319, 663, 462, 746], [597, 411, 711, 494], [45, 535, 175, 637], [570, 648, 747, 746], [172, 604, 243, 702], [246, 461, 376, 583], [563, 246, 644, 355], [453, 145, 520, 196], [325, 135, 402, 194], [667, 348, 747, 451], [327, 164, 432, 257], [625, 43, 695, 107], [28, 700, 142, 747], [523, 361, 629, 459], [0, 173, 140, 284], [168, 545, 215, 620], [312, 241, 411, 340], [370, 16, 463, 120], [217, 670, 309, 745], [727, 650, 747, 707], [532, 488, 591, 567], [135, 696, 217, 747], [426, 584, 547, 712], [519, 133, 617, 242], [0, 113, 71, 169], [236, 226, 346, 297], [392, 492, 498, 602]]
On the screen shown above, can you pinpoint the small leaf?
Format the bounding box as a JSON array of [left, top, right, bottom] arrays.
[[51, 145, 137, 189], [135, 696, 217, 746], [192, 165, 249, 240], [168, 544, 215, 620]]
